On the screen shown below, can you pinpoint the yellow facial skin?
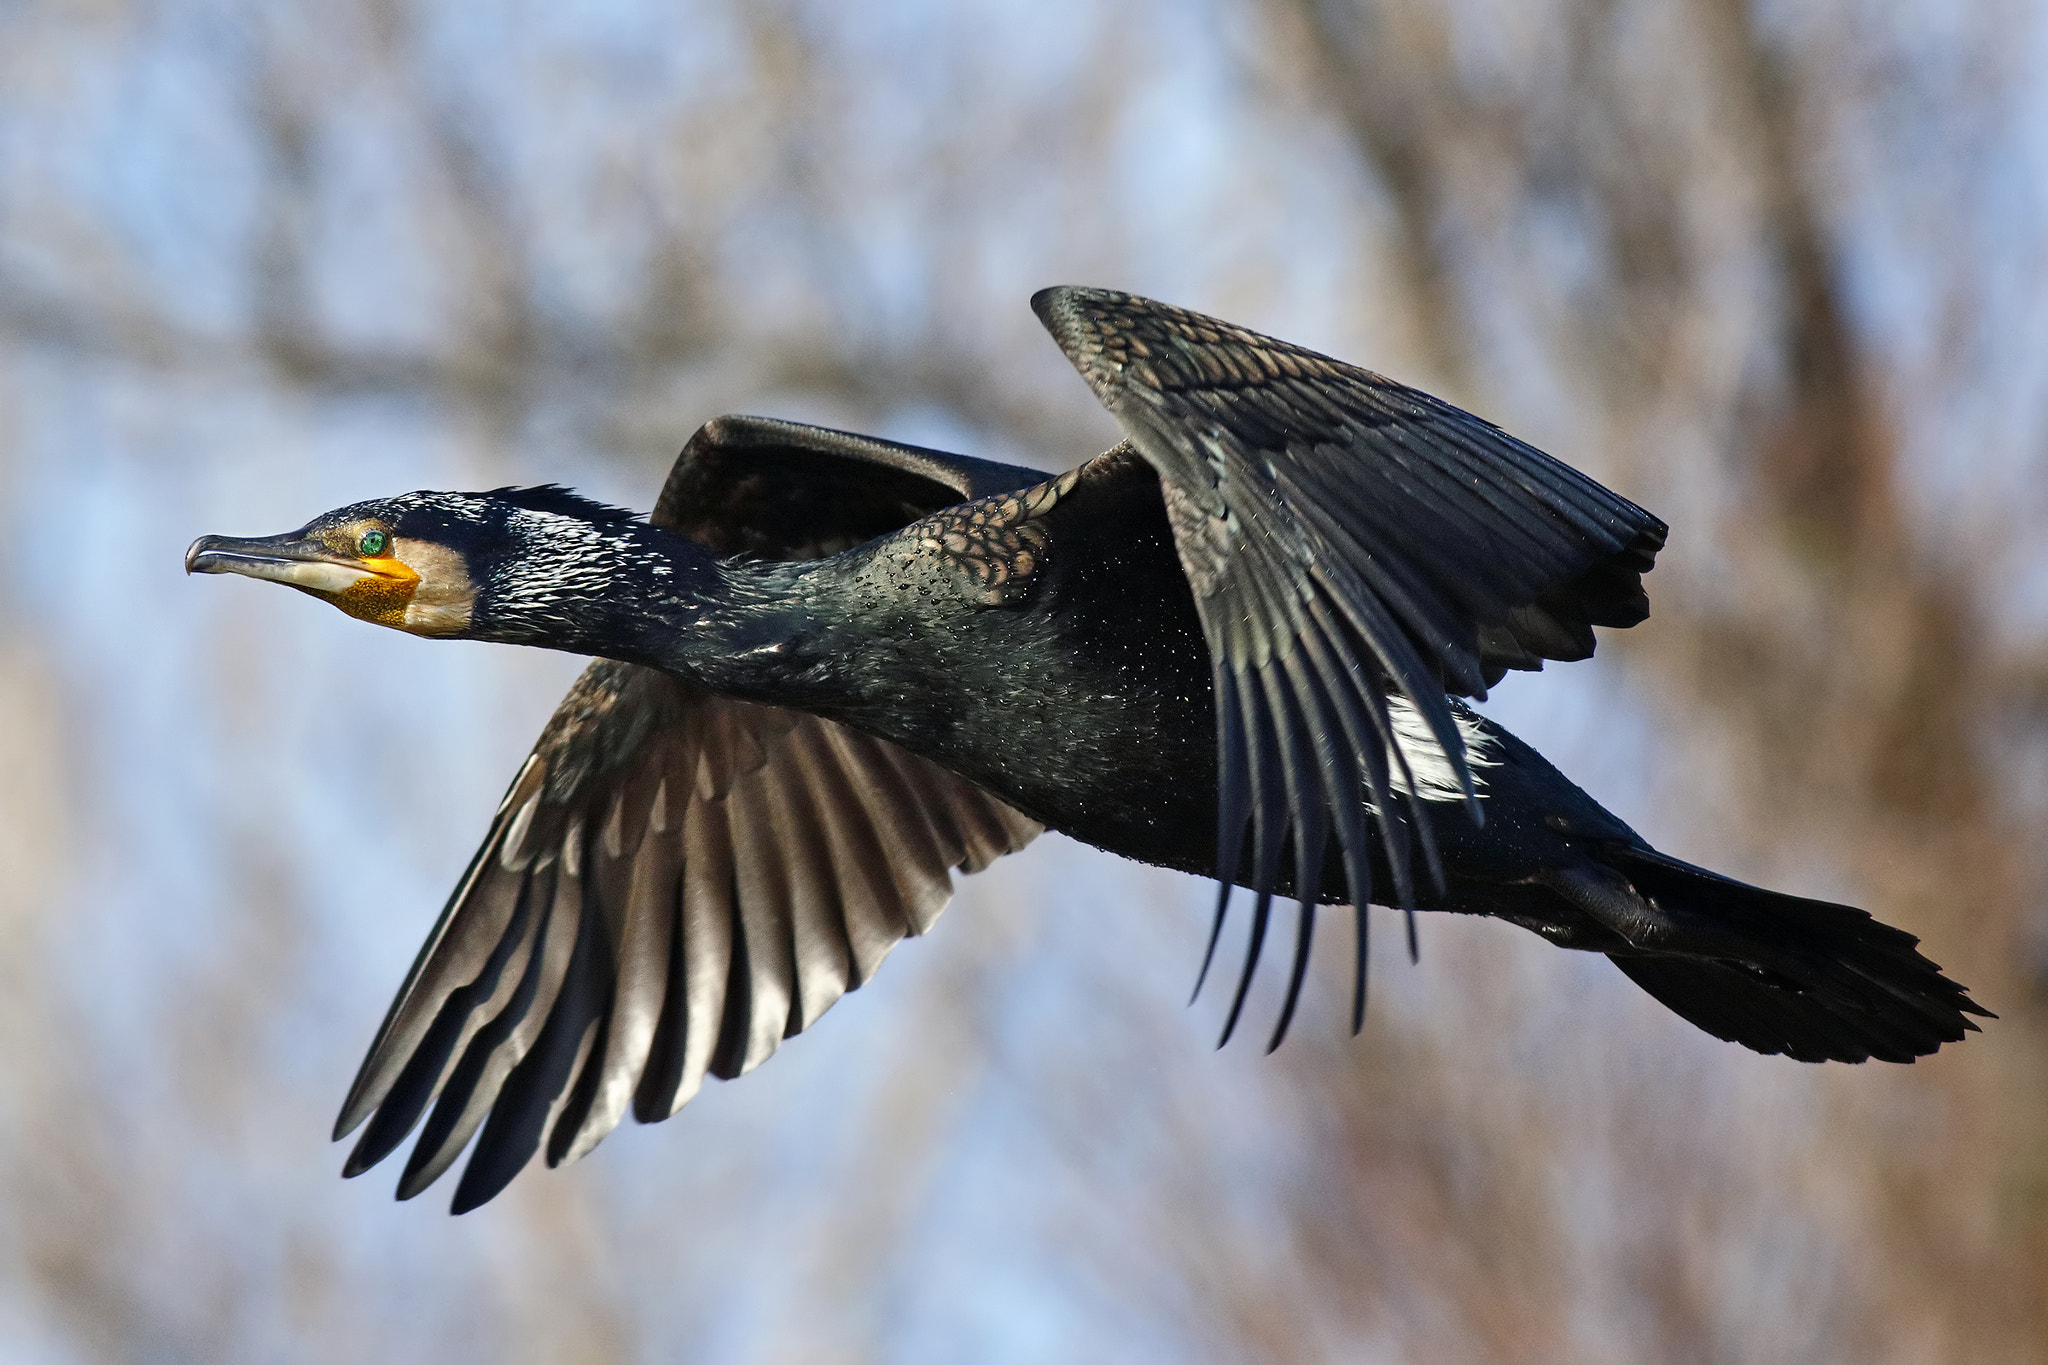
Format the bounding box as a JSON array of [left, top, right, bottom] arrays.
[[315, 523, 420, 629], [330, 558, 422, 625]]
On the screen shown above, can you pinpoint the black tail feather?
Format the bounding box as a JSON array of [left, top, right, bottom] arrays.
[[1594, 847, 1990, 1063]]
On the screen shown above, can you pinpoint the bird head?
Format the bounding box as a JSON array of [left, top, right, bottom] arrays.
[[185, 486, 644, 640]]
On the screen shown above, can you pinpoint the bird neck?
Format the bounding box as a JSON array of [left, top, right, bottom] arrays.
[[468, 518, 835, 699]]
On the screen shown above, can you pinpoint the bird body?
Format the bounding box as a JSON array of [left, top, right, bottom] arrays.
[[187, 288, 1987, 1212]]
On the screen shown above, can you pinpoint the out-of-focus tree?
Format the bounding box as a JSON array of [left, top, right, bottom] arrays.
[[0, 0, 2040, 1361]]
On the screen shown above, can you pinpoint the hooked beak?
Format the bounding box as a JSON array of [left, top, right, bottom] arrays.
[[185, 530, 379, 595]]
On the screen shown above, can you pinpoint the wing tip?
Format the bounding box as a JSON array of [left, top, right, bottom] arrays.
[[1030, 285, 1128, 384], [339, 1142, 377, 1180], [449, 1164, 512, 1216], [1029, 284, 1088, 330], [332, 1102, 369, 1146]]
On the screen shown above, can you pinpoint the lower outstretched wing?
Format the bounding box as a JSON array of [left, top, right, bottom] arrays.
[[335, 663, 1037, 1213]]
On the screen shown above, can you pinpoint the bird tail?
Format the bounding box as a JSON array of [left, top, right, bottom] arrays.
[[1579, 847, 1991, 1063]]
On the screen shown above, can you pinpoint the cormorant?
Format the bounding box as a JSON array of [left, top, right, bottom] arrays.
[[187, 288, 1988, 1213]]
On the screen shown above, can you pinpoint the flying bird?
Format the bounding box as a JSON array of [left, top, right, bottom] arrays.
[[187, 288, 1988, 1213]]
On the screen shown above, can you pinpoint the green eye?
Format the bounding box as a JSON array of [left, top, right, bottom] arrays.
[[358, 529, 389, 557]]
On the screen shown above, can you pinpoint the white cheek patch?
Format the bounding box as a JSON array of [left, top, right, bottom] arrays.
[[228, 559, 374, 593], [1385, 695, 1497, 802], [394, 537, 475, 636]]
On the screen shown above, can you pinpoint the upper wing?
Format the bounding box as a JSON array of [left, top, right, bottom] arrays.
[[1032, 287, 1666, 1043], [336, 418, 1045, 1211], [654, 414, 1050, 557]]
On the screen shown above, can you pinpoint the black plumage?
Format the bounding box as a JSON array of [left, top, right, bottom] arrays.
[[186, 288, 1989, 1212]]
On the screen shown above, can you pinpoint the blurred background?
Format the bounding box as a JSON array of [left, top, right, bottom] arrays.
[[1, 0, 2044, 1360]]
